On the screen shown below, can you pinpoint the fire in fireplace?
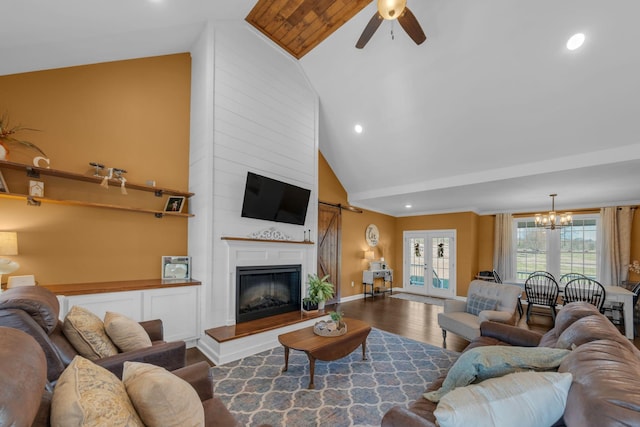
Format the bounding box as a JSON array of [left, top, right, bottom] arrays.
[[236, 264, 301, 323]]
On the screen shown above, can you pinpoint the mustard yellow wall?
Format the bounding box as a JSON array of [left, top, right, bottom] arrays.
[[477, 215, 495, 272], [0, 54, 191, 285], [318, 153, 396, 298], [320, 155, 640, 297]]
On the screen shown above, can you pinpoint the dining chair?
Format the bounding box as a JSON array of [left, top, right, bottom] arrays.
[[492, 270, 502, 283], [524, 273, 560, 323], [559, 272, 587, 287], [563, 277, 607, 313], [529, 271, 556, 281], [492, 269, 524, 317]]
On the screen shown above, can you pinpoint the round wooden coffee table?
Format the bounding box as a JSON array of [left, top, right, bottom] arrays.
[[278, 317, 371, 389]]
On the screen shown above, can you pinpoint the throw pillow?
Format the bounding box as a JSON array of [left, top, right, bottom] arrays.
[[51, 356, 144, 427], [434, 371, 573, 427], [104, 312, 152, 352], [62, 306, 119, 360], [466, 294, 499, 316], [423, 346, 571, 402], [123, 361, 205, 427]]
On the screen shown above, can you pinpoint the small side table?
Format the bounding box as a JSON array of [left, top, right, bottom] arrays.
[[362, 269, 393, 300]]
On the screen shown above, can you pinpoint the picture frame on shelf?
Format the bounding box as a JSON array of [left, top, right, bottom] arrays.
[[0, 170, 8, 193], [164, 196, 185, 213], [29, 180, 44, 197], [161, 256, 191, 281]]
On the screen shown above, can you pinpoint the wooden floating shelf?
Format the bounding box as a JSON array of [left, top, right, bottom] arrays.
[[0, 159, 194, 197], [0, 192, 194, 218]]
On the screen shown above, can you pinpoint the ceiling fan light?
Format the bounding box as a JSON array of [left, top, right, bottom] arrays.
[[377, 0, 407, 20]]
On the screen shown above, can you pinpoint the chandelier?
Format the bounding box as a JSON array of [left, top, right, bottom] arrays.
[[535, 194, 572, 230]]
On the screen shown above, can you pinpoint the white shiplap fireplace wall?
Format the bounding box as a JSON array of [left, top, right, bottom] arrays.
[[188, 21, 319, 365]]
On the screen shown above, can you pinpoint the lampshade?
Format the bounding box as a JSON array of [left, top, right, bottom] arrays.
[[364, 250, 375, 260], [0, 232, 18, 256], [377, 0, 407, 20]]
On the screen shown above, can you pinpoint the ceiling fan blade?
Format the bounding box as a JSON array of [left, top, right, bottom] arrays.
[[397, 7, 426, 45], [356, 13, 384, 49]]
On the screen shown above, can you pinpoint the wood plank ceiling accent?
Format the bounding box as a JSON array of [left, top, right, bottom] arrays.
[[246, 0, 372, 59]]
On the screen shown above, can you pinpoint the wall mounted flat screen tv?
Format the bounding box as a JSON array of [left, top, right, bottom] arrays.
[[241, 172, 311, 226]]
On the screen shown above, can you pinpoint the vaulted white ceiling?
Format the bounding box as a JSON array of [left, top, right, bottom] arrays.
[[3, 0, 640, 216]]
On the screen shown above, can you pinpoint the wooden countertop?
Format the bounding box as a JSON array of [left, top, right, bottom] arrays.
[[41, 278, 201, 296]]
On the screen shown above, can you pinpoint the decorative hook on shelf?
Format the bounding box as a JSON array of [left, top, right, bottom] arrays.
[[26, 196, 41, 206], [100, 168, 113, 189], [89, 162, 105, 177], [113, 168, 128, 195]]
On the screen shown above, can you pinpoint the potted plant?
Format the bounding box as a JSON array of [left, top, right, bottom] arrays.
[[329, 310, 345, 328], [302, 295, 319, 313], [313, 310, 347, 336], [307, 273, 334, 311], [0, 113, 46, 160]]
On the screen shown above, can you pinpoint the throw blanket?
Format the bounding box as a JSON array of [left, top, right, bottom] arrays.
[[424, 346, 571, 402]]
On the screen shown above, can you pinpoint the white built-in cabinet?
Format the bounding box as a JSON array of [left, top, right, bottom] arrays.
[[50, 280, 201, 346]]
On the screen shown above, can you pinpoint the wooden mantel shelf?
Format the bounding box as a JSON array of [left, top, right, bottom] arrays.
[[41, 278, 201, 296], [221, 236, 314, 245]]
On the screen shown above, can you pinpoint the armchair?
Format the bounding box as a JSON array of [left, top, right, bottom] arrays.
[[438, 280, 521, 344], [0, 326, 242, 427], [0, 285, 186, 382]]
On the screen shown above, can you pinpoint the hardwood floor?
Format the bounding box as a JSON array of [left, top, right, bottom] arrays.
[[334, 297, 469, 352], [188, 293, 640, 365], [334, 294, 640, 351]]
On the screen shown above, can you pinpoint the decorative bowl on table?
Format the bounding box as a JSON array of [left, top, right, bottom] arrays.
[[313, 320, 347, 337]]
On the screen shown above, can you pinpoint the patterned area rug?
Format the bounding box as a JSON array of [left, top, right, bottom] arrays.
[[389, 293, 446, 306], [210, 328, 458, 427]]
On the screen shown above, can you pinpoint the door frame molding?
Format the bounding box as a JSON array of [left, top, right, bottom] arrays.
[[403, 229, 456, 298]]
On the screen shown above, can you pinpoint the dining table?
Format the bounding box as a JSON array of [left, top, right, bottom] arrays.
[[511, 281, 635, 339], [601, 285, 635, 339], [559, 284, 635, 339]]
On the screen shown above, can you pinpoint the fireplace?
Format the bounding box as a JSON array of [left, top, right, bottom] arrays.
[[236, 264, 301, 323]]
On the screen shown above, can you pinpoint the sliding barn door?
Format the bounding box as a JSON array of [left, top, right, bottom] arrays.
[[317, 204, 341, 304]]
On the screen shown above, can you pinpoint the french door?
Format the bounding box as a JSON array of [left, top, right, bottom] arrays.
[[404, 230, 456, 299]]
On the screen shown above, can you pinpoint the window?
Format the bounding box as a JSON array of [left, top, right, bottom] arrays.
[[514, 215, 598, 281]]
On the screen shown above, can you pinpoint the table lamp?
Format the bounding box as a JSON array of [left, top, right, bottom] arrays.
[[0, 232, 19, 286]]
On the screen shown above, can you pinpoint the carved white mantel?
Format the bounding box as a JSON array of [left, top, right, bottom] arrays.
[[196, 236, 318, 365], [222, 236, 315, 325]]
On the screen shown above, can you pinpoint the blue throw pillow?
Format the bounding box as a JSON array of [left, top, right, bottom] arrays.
[[466, 294, 499, 316]]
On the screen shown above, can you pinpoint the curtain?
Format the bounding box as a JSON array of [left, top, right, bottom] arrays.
[[493, 213, 515, 281], [599, 206, 634, 285]]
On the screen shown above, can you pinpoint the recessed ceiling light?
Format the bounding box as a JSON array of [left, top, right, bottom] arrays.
[[566, 33, 585, 51], [405, 204, 412, 209], [354, 124, 363, 134]]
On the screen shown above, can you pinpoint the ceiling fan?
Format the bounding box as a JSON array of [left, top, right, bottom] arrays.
[[356, 0, 426, 49]]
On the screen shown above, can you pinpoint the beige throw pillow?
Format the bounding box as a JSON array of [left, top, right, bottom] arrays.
[[51, 356, 144, 427], [123, 361, 205, 427], [104, 312, 152, 352], [63, 306, 119, 360]]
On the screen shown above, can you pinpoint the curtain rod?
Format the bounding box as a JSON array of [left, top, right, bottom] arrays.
[[513, 205, 636, 218], [318, 200, 363, 213]]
